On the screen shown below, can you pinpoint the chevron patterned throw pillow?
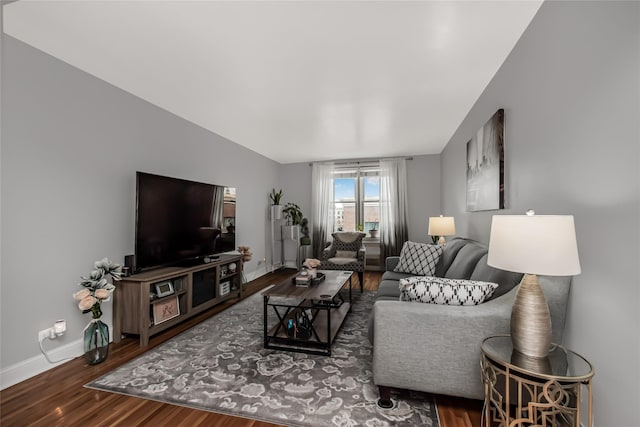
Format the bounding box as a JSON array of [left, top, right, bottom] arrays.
[[399, 276, 498, 305]]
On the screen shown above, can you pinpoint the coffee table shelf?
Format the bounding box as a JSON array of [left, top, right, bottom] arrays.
[[263, 270, 354, 356]]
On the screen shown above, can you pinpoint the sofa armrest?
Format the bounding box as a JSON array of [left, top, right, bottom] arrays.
[[371, 289, 516, 399], [385, 256, 400, 271]]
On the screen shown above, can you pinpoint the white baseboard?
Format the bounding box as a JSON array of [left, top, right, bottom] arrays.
[[0, 338, 83, 390], [245, 267, 269, 283]]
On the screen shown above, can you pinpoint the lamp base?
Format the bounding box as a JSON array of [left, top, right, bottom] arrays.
[[510, 350, 552, 374], [438, 236, 447, 245], [510, 273, 552, 358]]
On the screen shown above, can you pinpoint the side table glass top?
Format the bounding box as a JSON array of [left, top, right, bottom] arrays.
[[481, 334, 594, 381]]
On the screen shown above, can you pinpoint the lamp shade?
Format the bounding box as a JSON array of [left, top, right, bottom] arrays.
[[487, 215, 581, 276], [428, 216, 456, 236]]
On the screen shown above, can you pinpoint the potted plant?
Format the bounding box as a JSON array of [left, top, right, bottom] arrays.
[[369, 226, 378, 238], [282, 202, 303, 226], [282, 202, 309, 244], [269, 189, 284, 219], [300, 218, 311, 246]]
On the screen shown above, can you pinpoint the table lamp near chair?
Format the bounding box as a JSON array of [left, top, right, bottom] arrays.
[[487, 210, 581, 359], [428, 215, 456, 245]]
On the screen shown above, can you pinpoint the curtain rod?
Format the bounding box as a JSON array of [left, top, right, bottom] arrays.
[[308, 156, 413, 166]]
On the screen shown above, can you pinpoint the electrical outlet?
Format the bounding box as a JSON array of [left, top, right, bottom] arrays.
[[38, 319, 66, 342], [38, 328, 54, 342], [258, 257, 266, 265], [53, 319, 66, 336]]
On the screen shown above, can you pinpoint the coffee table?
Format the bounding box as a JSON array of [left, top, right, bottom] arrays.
[[262, 270, 354, 356]]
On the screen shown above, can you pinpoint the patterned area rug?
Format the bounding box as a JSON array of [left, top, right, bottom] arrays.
[[86, 289, 439, 427]]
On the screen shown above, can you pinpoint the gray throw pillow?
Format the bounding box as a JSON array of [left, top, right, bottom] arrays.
[[393, 241, 443, 276], [335, 250, 357, 258]]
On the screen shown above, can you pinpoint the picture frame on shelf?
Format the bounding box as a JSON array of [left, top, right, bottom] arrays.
[[153, 296, 180, 325], [154, 280, 174, 298]]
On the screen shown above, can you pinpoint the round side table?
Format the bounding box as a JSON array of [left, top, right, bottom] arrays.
[[480, 334, 594, 427]]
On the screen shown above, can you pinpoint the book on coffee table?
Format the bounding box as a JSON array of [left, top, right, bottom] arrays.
[[295, 274, 311, 287]]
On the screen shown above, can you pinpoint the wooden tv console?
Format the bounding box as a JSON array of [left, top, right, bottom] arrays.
[[113, 254, 243, 346]]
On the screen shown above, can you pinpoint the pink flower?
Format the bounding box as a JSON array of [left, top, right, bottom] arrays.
[[94, 288, 111, 300], [238, 246, 253, 262], [73, 289, 91, 301], [303, 258, 321, 269], [78, 296, 97, 311]]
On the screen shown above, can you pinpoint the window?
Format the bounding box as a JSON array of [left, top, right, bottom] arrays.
[[333, 167, 380, 234]]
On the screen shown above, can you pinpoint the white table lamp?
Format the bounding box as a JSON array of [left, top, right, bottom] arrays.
[[488, 211, 580, 358], [428, 215, 456, 245]]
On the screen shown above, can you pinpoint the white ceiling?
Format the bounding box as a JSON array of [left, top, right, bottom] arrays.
[[3, 0, 542, 164]]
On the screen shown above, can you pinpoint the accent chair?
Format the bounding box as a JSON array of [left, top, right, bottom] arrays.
[[320, 232, 366, 291]]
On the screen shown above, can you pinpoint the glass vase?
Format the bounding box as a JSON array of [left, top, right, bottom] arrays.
[[84, 319, 109, 365]]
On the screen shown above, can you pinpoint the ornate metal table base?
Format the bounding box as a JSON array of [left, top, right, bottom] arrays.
[[481, 335, 594, 427]]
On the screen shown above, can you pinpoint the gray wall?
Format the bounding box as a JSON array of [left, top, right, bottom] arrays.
[[441, 2, 639, 424], [279, 162, 313, 221], [407, 155, 441, 243], [277, 162, 312, 265], [1, 35, 280, 371]]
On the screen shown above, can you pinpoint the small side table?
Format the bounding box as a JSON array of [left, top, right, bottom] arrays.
[[480, 335, 594, 427]]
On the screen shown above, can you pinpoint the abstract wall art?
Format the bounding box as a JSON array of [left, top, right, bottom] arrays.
[[466, 109, 505, 212]]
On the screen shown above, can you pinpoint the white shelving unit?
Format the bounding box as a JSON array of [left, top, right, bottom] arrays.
[[270, 206, 285, 272], [269, 206, 301, 271], [282, 225, 300, 269]]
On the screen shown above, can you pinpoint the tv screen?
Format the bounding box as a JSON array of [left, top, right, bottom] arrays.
[[135, 172, 236, 272]]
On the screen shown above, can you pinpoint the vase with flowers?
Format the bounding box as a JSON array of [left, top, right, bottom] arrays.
[[73, 258, 122, 365], [238, 246, 253, 283]]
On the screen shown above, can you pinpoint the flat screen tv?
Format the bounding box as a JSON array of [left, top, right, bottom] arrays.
[[135, 172, 236, 272]]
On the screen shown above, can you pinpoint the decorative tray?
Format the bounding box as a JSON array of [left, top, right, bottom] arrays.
[[311, 272, 326, 285]]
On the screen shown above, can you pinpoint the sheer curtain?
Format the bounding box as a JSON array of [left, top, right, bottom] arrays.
[[311, 163, 335, 258], [379, 158, 408, 258]]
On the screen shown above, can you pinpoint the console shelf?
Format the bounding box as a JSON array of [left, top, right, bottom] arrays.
[[113, 254, 243, 346], [150, 289, 187, 305]]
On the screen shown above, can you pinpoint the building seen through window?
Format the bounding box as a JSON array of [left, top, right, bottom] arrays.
[[333, 169, 380, 235]]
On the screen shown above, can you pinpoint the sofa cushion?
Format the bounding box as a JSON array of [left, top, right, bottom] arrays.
[[381, 270, 415, 282], [433, 238, 468, 277], [376, 280, 402, 299], [470, 254, 523, 300], [394, 241, 443, 276], [399, 276, 498, 306], [442, 244, 487, 280]]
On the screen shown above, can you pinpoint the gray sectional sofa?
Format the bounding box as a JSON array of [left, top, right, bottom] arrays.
[[368, 237, 572, 404]]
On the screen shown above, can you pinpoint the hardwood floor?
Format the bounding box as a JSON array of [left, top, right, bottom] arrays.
[[0, 270, 482, 427]]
